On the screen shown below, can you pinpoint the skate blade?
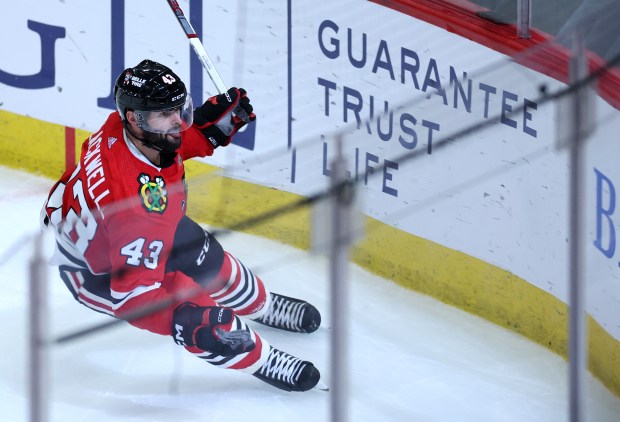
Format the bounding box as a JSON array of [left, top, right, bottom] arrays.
[[314, 380, 330, 392]]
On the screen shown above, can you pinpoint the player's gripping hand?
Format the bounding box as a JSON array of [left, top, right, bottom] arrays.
[[172, 302, 255, 356], [193, 87, 256, 148]]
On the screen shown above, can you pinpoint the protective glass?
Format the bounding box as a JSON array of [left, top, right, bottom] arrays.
[[134, 95, 194, 134]]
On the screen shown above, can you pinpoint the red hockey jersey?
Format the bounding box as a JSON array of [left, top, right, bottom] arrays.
[[42, 112, 217, 330]]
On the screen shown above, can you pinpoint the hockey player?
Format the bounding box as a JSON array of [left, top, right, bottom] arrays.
[[41, 59, 322, 392]]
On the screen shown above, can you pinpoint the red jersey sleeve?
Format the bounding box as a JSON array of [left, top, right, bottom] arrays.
[[180, 126, 216, 160]]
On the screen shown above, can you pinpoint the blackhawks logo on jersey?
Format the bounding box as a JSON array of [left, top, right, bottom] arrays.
[[138, 174, 167, 213]]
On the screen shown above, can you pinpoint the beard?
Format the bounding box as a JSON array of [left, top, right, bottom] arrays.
[[144, 132, 182, 153]]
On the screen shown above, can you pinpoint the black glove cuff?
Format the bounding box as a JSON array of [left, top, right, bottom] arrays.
[[199, 125, 230, 148]]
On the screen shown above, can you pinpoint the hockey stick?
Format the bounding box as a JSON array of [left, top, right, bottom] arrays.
[[166, 0, 250, 121]]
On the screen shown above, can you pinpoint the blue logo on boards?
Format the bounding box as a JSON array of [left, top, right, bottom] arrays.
[[0, 20, 65, 89]]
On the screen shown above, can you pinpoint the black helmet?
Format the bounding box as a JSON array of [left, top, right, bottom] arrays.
[[114, 59, 193, 135]]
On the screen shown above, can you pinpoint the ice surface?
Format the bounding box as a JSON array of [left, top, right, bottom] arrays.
[[0, 166, 619, 421]]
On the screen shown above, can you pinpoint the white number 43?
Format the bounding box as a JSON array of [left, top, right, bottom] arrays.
[[121, 238, 164, 269]]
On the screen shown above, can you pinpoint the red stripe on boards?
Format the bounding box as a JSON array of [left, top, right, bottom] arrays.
[[64, 126, 76, 170]]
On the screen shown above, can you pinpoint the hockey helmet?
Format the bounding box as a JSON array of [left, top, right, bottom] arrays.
[[114, 59, 193, 135]]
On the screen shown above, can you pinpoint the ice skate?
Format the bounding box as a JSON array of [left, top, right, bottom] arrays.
[[253, 346, 321, 392], [255, 293, 321, 333]]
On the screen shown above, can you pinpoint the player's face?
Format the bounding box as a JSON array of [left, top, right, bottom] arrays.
[[126, 110, 182, 153], [143, 109, 184, 151], [127, 95, 194, 152]]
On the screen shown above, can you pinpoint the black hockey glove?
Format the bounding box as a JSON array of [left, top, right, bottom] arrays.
[[193, 87, 256, 148], [172, 302, 255, 356]]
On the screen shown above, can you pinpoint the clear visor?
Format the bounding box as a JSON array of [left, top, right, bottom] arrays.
[[134, 95, 194, 134]]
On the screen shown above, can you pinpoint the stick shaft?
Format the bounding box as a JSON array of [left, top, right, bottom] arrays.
[[166, 0, 227, 94]]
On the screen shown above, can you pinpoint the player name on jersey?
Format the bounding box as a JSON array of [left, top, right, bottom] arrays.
[[83, 130, 110, 210]]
